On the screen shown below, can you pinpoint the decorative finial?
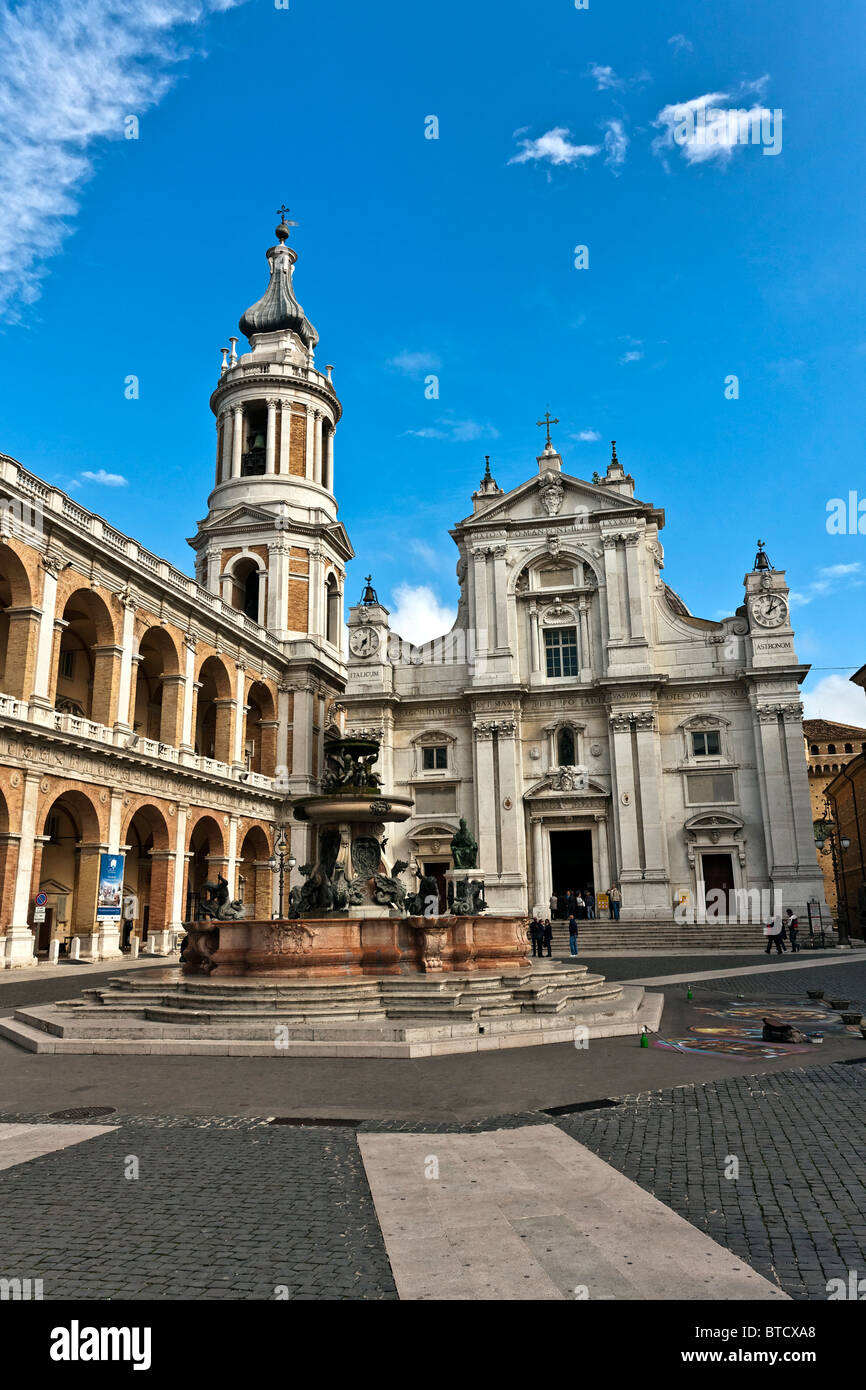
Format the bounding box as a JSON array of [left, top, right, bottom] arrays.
[[611, 439, 619, 465], [754, 539, 772, 571], [536, 410, 559, 450], [483, 455, 492, 481], [360, 574, 379, 605], [275, 204, 298, 244]]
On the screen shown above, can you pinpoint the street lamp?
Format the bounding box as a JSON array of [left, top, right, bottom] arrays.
[[268, 826, 296, 920], [815, 804, 851, 947]]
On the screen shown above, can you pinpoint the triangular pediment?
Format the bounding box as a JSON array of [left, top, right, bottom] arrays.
[[192, 504, 278, 537], [458, 470, 661, 530]]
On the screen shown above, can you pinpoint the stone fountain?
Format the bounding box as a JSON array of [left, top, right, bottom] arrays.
[[5, 732, 663, 1054], [182, 732, 531, 977]]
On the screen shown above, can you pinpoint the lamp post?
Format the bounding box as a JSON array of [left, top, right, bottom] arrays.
[[815, 804, 851, 947], [268, 826, 296, 920]]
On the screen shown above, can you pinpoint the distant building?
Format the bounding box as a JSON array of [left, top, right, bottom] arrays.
[[803, 716, 866, 914], [823, 669, 866, 938]]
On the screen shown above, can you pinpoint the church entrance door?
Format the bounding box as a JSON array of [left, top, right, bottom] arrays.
[[702, 853, 735, 915], [423, 861, 448, 914], [549, 829, 594, 907]]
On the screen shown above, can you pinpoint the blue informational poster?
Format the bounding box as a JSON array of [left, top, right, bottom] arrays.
[[96, 853, 124, 923]]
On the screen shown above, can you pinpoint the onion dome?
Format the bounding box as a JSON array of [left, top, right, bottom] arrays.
[[239, 212, 319, 348]]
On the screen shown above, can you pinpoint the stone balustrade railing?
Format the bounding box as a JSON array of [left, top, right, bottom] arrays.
[[0, 455, 285, 659], [0, 694, 277, 792]]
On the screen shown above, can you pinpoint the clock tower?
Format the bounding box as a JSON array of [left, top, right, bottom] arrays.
[[744, 540, 795, 670]]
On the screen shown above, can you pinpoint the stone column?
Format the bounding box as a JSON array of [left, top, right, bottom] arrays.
[[633, 710, 669, 881], [169, 804, 190, 932], [29, 554, 60, 710], [578, 597, 592, 681], [530, 816, 545, 910], [291, 682, 315, 787], [529, 604, 540, 673], [608, 711, 641, 883], [113, 596, 137, 732], [233, 666, 247, 767], [231, 404, 243, 478], [496, 718, 524, 882], [491, 546, 509, 650], [623, 532, 647, 643], [265, 399, 278, 474], [308, 548, 325, 638], [226, 814, 239, 896], [602, 536, 626, 645], [179, 637, 197, 756], [4, 771, 41, 967], [596, 812, 611, 894], [471, 547, 490, 658], [325, 426, 335, 492], [278, 404, 291, 474], [314, 411, 324, 485], [276, 681, 292, 785], [753, 704, 797, 884], [472, 723, 497, 871], [219, 410, 232, 483], [304, 408, 315, 479]]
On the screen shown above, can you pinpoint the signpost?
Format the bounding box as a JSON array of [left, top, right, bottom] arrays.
[[96, 854, 124, 924]]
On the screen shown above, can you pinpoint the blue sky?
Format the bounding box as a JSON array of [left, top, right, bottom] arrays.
[[1, 0, 864, 721]]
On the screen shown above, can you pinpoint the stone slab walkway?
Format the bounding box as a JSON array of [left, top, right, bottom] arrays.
[[359, 1124, 787, 1301]]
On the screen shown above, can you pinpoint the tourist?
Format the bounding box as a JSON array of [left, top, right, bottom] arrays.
[[529, 916, 543, 958], [608, 883, 622, 921], [585, 887, 595, 920], [785, 909, 800, 953], [549, 892, 559, 919], [575, 891, 587, 921], [568, 915, 579, 956], [542, 918, 553, 958], [764, 915, 785, 954], [565, 888, 576, 918]]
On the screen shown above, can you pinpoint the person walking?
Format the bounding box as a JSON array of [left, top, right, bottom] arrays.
[[784, 909, 800, 953], [542, 918, 553, 958], [585, 887, 595, 920], [764, 915, 785, 954], [568, 914, 579, 956], [608, 883, 621, 921]]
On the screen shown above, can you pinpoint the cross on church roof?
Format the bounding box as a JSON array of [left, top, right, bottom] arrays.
[[536, 411, 559, 449], [274, 204, 298, 243]]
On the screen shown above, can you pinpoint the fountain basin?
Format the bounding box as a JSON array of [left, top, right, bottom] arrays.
[[183, 914, 530, 978]]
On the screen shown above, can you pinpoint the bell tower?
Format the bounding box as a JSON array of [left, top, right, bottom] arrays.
[[189, 208, 353, 646]]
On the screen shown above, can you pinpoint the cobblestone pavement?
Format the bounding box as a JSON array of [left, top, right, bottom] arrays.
[[0, 1118, 396, 1300], [556, 1062, 866, 1301]]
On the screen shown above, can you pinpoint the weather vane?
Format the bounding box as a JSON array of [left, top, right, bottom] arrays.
[[536, 410, 559, 449]]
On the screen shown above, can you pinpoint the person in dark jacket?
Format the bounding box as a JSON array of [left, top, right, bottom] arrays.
[[565, 890, 576, 919], [784, 909, 799, 952], [542, 918, 553, 957], [529, 917, 543, 958], [568, 915, 579, 956]]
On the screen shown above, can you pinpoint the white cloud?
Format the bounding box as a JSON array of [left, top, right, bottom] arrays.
[[652, 83, 780, 166], [667, 34, 693, 55], [586, 63, 623, 91], [509, 127, 601, 167], [387, 350, 441, 374], [388, 583, 456, 644], [602, 117, 628, 171], [404, 418, 499, 442], [80, 468, 128, 487], [572, 429, 601, 442], [0, 0, 245, 320], [790, 563, 863, 606], [803, 675, 866, 729]]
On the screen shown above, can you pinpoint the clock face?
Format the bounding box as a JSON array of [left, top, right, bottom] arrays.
[[751, 593, 789, 628], [349, 625, 380, 658]]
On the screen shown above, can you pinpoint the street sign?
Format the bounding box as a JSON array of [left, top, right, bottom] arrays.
[[35, 892, 47, 906], [33, 905, 47, 922]]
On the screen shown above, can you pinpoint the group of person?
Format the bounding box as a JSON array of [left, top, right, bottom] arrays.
[[549, 884, 622, 921], [764, 909, 801, 954], [528, 917, 553, 957]]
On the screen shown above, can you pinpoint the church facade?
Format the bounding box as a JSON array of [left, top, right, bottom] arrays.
[[342, 444, 825, 923], [0, 214, 825, 965]]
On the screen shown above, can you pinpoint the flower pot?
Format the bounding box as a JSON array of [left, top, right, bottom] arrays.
[[807, 989, 824, 999], [841, 1011, 862, 1025], [829, 999, 851, 1010]]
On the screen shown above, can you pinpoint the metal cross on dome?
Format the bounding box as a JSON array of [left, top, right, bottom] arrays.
[[276, 203, 298, 229], [536, 410, 559, 449]]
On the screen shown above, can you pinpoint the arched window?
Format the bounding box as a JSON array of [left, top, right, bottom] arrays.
[[557, 726, 576, 765], [828, 744, 837, 755], [845, 743, 853, 754], [325, 574, 340, 646], [810, 744, 819, 754]]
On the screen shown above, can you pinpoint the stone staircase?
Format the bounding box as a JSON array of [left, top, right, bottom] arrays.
[[549, 918, 835, 952], [0, 961, 664, 1057]]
